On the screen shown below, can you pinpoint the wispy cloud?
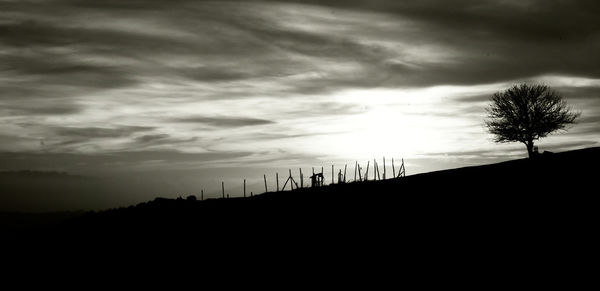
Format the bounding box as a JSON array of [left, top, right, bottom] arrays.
[[54, 126, 155, 138], [171, 116, 275, 127], [0, 0, 598, 174]]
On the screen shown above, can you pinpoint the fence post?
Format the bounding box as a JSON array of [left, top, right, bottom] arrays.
[[222, 181, 225, 198], [392, 158, 396, 178], [343, 164, 347, 183], [282, 176, 290, 191], [383, 157, 386, 180], [397, 158, 406, 177], [276, 173, 279, 192], [289, 169, 293, 190], [374, 159, 377, 180], [332, 165, 334, 185], [244, 179, 246, 198], [264, 174, 267, 192]]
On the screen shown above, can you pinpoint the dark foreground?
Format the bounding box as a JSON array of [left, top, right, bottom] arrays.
[[4, 148, 597, 280]]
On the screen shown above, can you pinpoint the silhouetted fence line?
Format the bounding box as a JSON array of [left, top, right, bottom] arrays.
[[193, 156, 405, 200]]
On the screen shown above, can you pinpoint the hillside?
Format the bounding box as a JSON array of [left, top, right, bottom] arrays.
[[7, 148, 600, 237], [6, 148, 598, 261]]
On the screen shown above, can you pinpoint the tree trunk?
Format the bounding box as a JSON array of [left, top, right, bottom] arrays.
[[526, 140, 535, 158]]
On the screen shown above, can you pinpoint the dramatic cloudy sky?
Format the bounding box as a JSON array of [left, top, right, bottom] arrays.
[[1, 0, 599, 209]]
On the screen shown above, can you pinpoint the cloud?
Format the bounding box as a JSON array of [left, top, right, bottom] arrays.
[[54, 126, 155, 138], [0, 149, 253, 172], [134, 134, 171, 143], [131, 134, 198, 148], [0, 53, 138, 90], [177, 67, 254, 82], [267, 0, 600, 44], [2, 0, 599, 97], [171, 116, 276, 128], [1, 0, 599, 179], [260, 0, 600, 88], [579, 115, 600, 124], [2, 103, 83, 115]]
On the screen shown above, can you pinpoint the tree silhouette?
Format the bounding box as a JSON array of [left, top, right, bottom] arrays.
[[485, 84, 580, 158]]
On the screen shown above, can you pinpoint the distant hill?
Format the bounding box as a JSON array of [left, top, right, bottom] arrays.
[[5, 147, 597, 269]]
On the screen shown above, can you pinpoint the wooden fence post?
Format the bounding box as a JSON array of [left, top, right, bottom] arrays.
[[374, 160, 377, 180], [222, 181, 225, 198], [282, 176, 290, 191], [332, 165, 334, 185], [244, 179, 246, 198], [402, 158, 405, 177], [264, 174, 267, 192], [397, 158, 406, 178], [383, 157, 386, 180], [343, 164, 347, 183], [289, 169, 294, 190], [276, 172, 279, 192]]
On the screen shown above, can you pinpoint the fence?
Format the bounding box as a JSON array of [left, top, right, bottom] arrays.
[[192, 157, 406, 200]]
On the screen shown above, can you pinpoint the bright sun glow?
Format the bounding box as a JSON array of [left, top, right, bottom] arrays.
[[292, 86, 495, 162]]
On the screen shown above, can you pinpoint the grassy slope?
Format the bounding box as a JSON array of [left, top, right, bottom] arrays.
[[5, 147, 596, 283], [6, 147, 596, 263], [50, 148, 596, 240]]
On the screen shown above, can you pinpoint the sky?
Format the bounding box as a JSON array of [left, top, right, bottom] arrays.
[[1, 0, 600, 211]]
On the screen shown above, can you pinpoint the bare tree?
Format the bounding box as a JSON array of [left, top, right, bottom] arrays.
[[485, 84, 580, 158]]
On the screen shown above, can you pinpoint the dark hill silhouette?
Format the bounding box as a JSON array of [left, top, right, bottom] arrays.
[[5, 147, 597, 278]]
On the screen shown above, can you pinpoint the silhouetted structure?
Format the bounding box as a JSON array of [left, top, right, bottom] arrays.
[[310, 172, 324, 187]]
